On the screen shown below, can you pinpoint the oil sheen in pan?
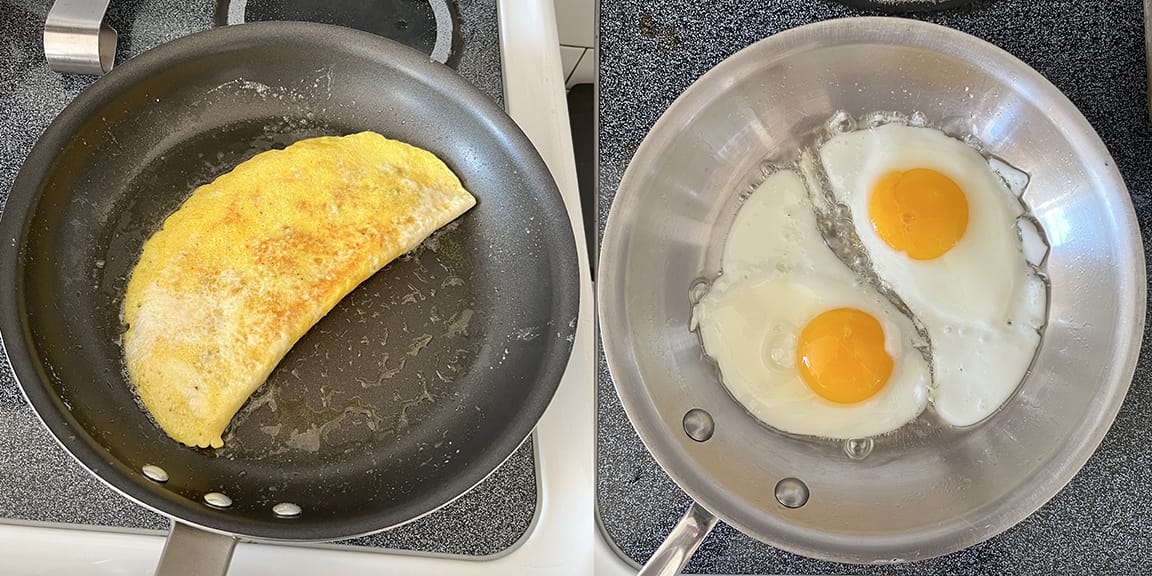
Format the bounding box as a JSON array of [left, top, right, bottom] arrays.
[[215, 220, 482, 460]]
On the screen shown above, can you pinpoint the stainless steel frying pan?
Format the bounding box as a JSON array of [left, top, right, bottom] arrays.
[[599, 17, 1145, 569]]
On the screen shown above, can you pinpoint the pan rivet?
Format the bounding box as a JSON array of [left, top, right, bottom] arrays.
[[204, 492, 233, 509], [775, 478, 809, 509], [682, 408, 715, 442], [141, 465, 169, 483], [273, 502, 302, 518]]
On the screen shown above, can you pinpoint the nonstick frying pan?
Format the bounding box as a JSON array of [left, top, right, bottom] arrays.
[[0, 22, 578, 575], [599, 18, 1144, 570]]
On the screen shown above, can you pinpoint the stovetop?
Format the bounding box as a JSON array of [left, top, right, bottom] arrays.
[[0, 0, 537, 557], [598, 0, 1152, 574]]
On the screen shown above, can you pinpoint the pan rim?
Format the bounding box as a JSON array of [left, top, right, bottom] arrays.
[[597, 15, 1145, 563], [0, 20, 578, 542]]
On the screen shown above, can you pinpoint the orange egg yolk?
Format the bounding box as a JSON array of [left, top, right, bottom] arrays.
[[868, 168, 969, 260], [796, 308, 893, 404]]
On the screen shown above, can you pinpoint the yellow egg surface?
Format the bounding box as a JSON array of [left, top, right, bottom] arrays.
[[123, 131, 476, 448]]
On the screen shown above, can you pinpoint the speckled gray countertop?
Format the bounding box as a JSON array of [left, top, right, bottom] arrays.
[[597, 0, 1152, 573], [0, 0, 536, 557]]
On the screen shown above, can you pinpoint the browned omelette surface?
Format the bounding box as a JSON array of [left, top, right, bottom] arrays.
[[123, 131, 476, 448]]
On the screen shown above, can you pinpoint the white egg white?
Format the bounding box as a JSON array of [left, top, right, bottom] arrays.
[[819, 123, 1046, 427], [694, 170, 931, 439]]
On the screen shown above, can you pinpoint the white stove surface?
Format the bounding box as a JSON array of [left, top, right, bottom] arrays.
[[0, 0, 594, 574]]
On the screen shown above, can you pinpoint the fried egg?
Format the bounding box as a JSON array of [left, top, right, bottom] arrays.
[[819, 123, 1046, 427], [694, 170, 931, 439]]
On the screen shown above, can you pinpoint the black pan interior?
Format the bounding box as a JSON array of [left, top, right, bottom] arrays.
[[0, 22, 578, 540]]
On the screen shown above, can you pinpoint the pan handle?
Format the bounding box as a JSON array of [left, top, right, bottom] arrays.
[[638, 502, 719, 576], [154, 520, 239, 576]]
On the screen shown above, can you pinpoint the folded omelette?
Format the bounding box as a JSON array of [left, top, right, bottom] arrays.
[[123, 131, 476, 448]]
